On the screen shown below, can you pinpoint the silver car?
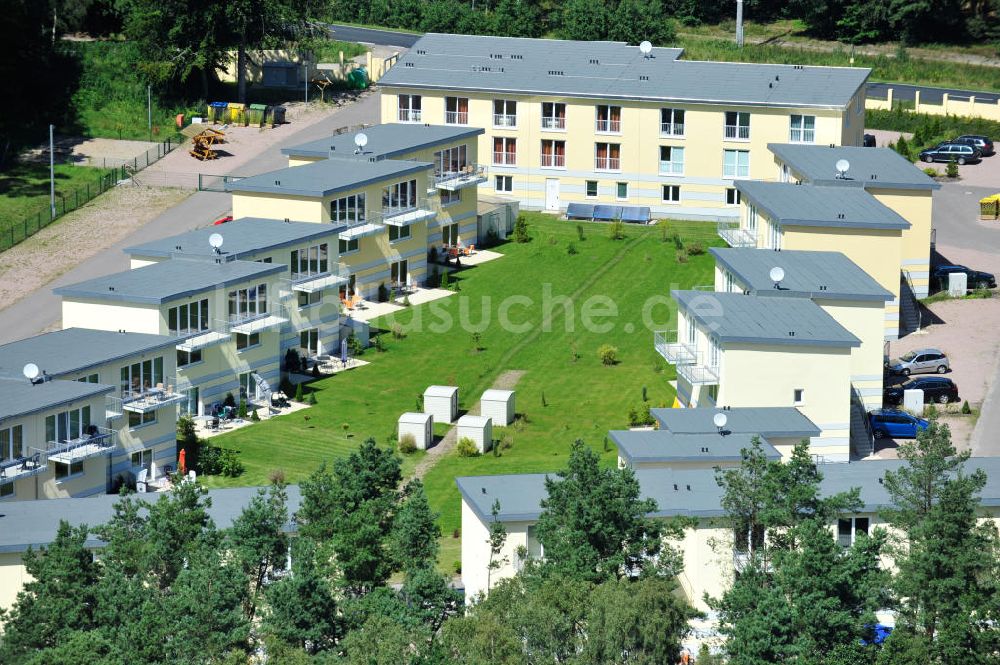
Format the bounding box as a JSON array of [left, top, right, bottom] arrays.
[[891, 348, 950, 376]]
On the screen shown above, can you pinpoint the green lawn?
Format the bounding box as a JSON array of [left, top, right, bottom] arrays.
[[202, 214, 719, 567]]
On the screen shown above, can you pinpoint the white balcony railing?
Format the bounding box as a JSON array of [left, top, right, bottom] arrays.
[[398, 108, 422, 123], [596, 118, 621, 133], [122, 377, 186, 413], [541, 117, 566, 130], [660, 122, 684, 136], [717, 221, 758, 248], [724, 125, 750, 140], [46, 427, 116, 464], [445, 111, 468, 125], [435, 163, 487, 190], [540, 153, 565, 168], [289, 262, 351, 294], [0, 452, 46, 484], [595, 156, 621, 171], [653, 331, 697, 365], [677, 362, 720, 386], [493, 151, 517, 166], [228, 302, 289, 335], [493, 113, 517, 128], [373, 196, 437, 227]]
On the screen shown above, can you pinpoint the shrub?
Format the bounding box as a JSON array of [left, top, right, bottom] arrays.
[[347, 333, 363, 356], [440, 269, 451, 290], [269, 469, 285, 485], [402, 295, 411, 307], [471, 332, 483, 352], [894, 135, 912, 160], [238, 399, 248, 419], [452, 560, 462, 574], [603, 436, 610, 452], [513, 215, 530, 243], [541, 391, 547, 407], [223, 392, 236, 409], [456, 437, 480, 457], [608, 219, 625, 240], [452, 528, 460, 539], [294, 382, 304, 402], [686, 241, 705, 256], [642, 385, 648, 402], [391, 322, 405, 339], [576, 224, 585, 241], [311, 363, 321, 378], [279, 377, 295, 397], [220, 448, 244, 477], [672, 232, 684, 250], [199, 446, 244, 477], [567, 242, 578, 255], [373, 333, 386, 352], [946, 159, 959, 178], [676, 252, 689, 264], [428, 246, 438, 264], [628, 402, 655, 427], [430, 266, 440, 288], [398, 433, 417, 454], [598, 344, 618, 366], [962, 400, 972, 414], [250, 409, 260, 422], [283, 348, 301, 373], [307, 391, 318, 406], [660, 222, 670, 243], [923, 167, 938, 177], [377, 283, 389, 303]]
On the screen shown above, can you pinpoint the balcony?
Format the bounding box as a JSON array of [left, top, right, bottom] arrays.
[[46, 427, 116, 464], [106, 395, 124, 420], [175, 326, 231, 353], [492, 152, 516, 166], [541, 117, 566, 130], [653, 331, 696, 365], [493, 114, 517, 129], [289, 262, 351, 294], [595, 157, 620, 171], [677, 362, 720, 386], [0, 452, 46, 484], [540, 153, 565, 168], [595, 119, 621, 133], [375, 197, 437, 227], [717, 221, 758, 248], [445, 111, 468, 125], [435, 164, 487, 191], [122, 377, 186, 413], [228, 303, 289, 335], [660, 122, 684, 136], [724, 125, 750, 140], [398, 109, 422, 123]]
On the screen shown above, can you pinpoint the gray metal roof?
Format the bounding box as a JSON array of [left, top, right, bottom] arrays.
[[0, 328, 179, 379], [124, 218, 340, 260], [0, 376, 114, 421], [379, 34, 869, 110], [711, 248, 893, 302], [0, 485, 302, 554], [650, 406, 820, 438], [54, 258, 286, 305], [282, 123, 484, 160], [672, 290, 861, 347], [226, 156, 432, 198], [457, 457, 1000, 522], [609, 429, 780, 464], [768, 143, 941, 191], [735, 181, 911, 230]]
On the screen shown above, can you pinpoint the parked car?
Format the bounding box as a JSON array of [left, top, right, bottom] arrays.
[[953, 135, 995, 156], [889, 348, 950, 376], [869, 409, 930, 439], [918, 143, 982, 165], [213, 215, 233, 225], [863, 133, 877, 147], [884, 376, 959, 406], [931, 264, 997, 290]]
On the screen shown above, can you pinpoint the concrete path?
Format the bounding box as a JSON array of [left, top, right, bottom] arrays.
[[0, 92, 382, 345]]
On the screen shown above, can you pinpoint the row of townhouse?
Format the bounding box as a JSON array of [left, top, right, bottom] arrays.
[[378, 33, 870, 220]]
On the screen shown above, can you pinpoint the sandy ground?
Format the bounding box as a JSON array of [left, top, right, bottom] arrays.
[[0, 185, 191, 313]]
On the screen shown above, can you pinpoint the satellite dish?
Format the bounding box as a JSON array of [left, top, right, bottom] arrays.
[[639, 41, 653, 56], [354, 132, 368, 148], [209, 233, 224, 250], [713, 412, 728, 429], [835, 158, 850, 176], [22, 363, 40, 381], [770, 266, 785, 285]]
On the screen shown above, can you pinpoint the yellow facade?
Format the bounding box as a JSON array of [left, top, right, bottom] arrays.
[[869, 188, 934, 298], [380, 87, 864, 219]]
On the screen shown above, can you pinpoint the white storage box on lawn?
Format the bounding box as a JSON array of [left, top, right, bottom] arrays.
[[457, 415, 493, 454], [480, 389, 515, 426], [424, 385, 458, 424], [398, 412, 433, 450]]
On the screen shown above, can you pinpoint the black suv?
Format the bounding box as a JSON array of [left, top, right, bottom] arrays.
[[931, 264, 997, 291], [954, 135, 994, 156], [884, 376, 959, 406]]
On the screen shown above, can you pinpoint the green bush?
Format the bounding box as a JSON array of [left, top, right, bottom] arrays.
[[283, 348, 301, 373], [567, 242, 578, 255], [392, 322, 405, 339], [672, 232, 684, 250], [946, 160, 959, 178], [307, 391, 318, 406], [598, 344, 619, 366], [250, 409, 260, 422], [294, 382, 304, 402], [377, 283, 389, 303], [676, 252, 689, 264], [223, 392, 236, 409], [440, 269, 451, 290], [398, 433, 417, 454], [686, 241, 705, 256], [627, 401, 655, 427], [347, 333, 364, 356], [456, 437, 480, 457], [198, 445, 244, 477], [608, 219, 625, 240], [279, 377, 295, 397], [962, 400, 972, 414], [238, 399, 248, 419], [923, 167, 939, 177], [576, 224, 585, 241], [513, 215, 530, 243]]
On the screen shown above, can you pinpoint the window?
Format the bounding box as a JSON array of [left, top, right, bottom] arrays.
[[595, 105, 621, 133], [128, 410, 156, 428], [541, 102, 566, 130], [540, 140, 566, 168], [398, 94, 422, 122], [391, 259, 409, 286], [339, 237, 359, 254], [388, 224, 412, 242], [177, 349, 203, 367], [440, 189, 461, 206], [445, 96, 468, 125], [660, 108, 685, 136], [0, 425, 24, 463], [495, 175, 513, 192], [790, 114, 816, 143], [180, 387, 199, 417], [658, 146, 684, 175], [442, 223, 459, 246], [724, 111, 750, 140], [493, 137, 516, 166], [331, 193, 366, 225], [290, 243, 329, 279], [709, 337, 720, 367], [726, 188, 741, 206], [168, 298, 209, 335], [766, 218, 783, 250], [54, 460, 84, 480], [662, 185, 680, 203], [131, 449, 152, 472], [723, 149, 750, 178], [434, 145, 468, 179], [493, 99, 517, 128], [300, 329, 319, 356], [747, 204, 758, 233], [120, 357, 164, 398], [616, 182, 628, 200], [383, 179, 418, 214], [595, 143, 621, 170], [236, 332, 261, 350], [686, 316, 697, 346], [297, 290, 321, 308], [228, 284, 268, 322], [239, 372, 258, 401], [793, 388, 805, 405], [837, 517, 869, 548], [723, 270, 735, 292], [586, 180, 598, 198], [338, 274, 357, 300], [77, 373, 99, 384], [780, 163, 792, 183]]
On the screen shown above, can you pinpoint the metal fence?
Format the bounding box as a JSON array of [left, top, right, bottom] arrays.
[[2, 137, 177, 253]]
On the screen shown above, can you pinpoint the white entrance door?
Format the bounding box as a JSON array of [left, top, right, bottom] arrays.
[[545, 178, 560, 211]]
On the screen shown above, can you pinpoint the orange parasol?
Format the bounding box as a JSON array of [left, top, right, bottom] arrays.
[[178, 449, 187, 475]]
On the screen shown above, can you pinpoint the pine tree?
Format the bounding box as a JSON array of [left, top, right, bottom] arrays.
[[263, 538, 341, 654]]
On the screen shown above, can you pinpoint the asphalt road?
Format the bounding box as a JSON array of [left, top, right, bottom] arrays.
[[0, 92, 382, 346], [328, 23, 421, 48]]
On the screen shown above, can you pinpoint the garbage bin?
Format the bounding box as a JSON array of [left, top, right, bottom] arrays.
[[248, 103, 267, 127], [347, 68, 369, 90], [208, 102, 228, 123], [979, 194, 1000, 220], [271, 106, 286, 125], [228, 102, 246, 125]]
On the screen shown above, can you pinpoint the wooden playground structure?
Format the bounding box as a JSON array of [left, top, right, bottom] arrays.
[[182, 125, 226, 161]]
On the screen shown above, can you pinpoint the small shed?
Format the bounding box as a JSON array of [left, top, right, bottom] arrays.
[[457, 415, 493, 454], [424, 385, 458, 424], [480, 389, 515, 426], [398, 412, 433, 450]]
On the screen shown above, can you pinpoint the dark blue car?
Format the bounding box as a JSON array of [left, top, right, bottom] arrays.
[[869, 409, 929, 439]]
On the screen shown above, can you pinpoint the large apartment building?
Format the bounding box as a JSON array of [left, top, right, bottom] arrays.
[[379, 33, 870, 220]]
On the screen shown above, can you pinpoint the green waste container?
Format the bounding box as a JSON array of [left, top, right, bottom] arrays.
[[208, 102, 228, 123], [248, 104, 268, 127], [271, 106, 286, 125], [346, 68, 369, 90]]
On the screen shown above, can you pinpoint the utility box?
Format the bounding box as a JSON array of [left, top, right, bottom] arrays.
[[903, 389, 924, 415], [398, 412, 433, 450], [480, 389, 515, 426], [948, 272, 968, 297], [457, 415, 493, 454], [424, 385, 458, 424]]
